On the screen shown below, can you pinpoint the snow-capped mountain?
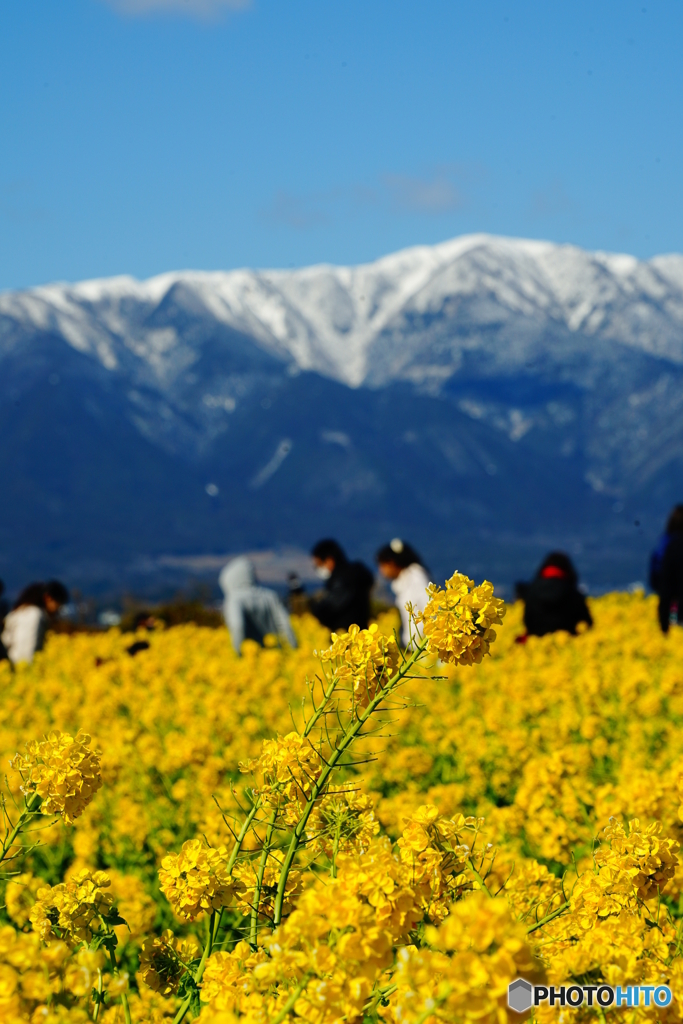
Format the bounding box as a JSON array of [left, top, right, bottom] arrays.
[[5, 233, 683, 385], [2, 233, 683, 594]]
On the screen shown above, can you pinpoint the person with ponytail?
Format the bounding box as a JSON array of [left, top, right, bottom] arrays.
[[376, 539, 430, 646]]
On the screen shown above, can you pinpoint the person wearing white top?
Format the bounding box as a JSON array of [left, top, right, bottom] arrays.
[[1, 580, 69, 665], [376, 539, 430, 647], [2, 605, 47, 665]]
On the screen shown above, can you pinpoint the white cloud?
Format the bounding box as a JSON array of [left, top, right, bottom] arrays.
[[382, 173, 463, 213], [102, 0, 250, 19], [262, 166, 475, 230]]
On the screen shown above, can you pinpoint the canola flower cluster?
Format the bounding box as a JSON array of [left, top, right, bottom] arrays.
[[10, 730, 102, 824], [1, 575, 683, 1022]]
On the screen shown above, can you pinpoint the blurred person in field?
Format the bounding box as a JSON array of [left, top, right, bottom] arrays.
[[1, 580, 69, 665], [125, 612, 156, 657], [286, 571, 309, 616], [376, 538, 430, 646], [310, 539, 373, 632], [516, 552, 592, 640], [650, 504, 683, 632], [219, 556, 296, 655]]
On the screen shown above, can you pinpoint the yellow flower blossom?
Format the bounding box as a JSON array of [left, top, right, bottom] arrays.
[[319, 623, 400, 706], [416, 572, 505, 665], [241, 731, 323, 822], [602, 816, 679, 899], [201, 942, 267, 1011], [139, 929, 199, 995], [389, 894, 543, 1024], [29, 869, 116, 946], [232, 852, 301, 923], [306, 786, 380, 856], [397, 806, 482, 920], [5, 872, 42, 928], [10, 730, 102, 823], [158, 838, 235, 921]]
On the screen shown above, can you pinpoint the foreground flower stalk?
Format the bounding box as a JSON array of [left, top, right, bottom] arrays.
[[165, 573, 506, 1022], [2, 731, 102, 866], [271, 633, 429, 928], [0, 791, 41, 865]]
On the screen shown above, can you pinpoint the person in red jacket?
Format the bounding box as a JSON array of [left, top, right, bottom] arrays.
[[516, 552, 592, 639]]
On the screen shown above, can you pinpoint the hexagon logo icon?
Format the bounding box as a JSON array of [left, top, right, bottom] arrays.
[[508, 979, 533, 1013]]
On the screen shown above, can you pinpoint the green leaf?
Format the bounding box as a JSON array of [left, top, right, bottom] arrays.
[[102, 909, 128, 927], [178, 974, 202, 1016]]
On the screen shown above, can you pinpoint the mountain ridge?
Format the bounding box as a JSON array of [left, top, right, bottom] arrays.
[[5, 233, 683, 388], [2, 233, 683, 595]]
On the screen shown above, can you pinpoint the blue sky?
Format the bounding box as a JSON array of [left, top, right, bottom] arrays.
[[1, 0, 682, 290]]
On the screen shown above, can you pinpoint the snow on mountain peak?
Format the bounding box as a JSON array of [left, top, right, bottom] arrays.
[[3, 233, 683, 390]]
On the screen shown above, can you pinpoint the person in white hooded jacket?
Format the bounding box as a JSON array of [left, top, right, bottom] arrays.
[[376, 539, 430, 647], [218, 556, 296, 655]]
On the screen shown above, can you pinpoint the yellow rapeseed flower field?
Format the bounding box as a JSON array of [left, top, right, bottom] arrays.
[[1, 577, 683, 1023]]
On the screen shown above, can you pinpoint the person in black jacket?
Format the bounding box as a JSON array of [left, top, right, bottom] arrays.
[[310, 539, 374, 632], [654, 505, 683, 633], [516, 552, 592, 639]]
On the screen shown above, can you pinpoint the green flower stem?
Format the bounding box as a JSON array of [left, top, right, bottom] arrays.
[[302, 676, 339, 737], [0, 792, 41, 864], [172, 909, 217, 1024], [250, 810, 278, 947], [172, 994, 192, 1024], [106, 947, 131, 1024], [227, 801, 261, 876], [364, 981, 398, 1017], [526, 901, 569, 934], [268, 972, 312, 1024], [272, 639, 428, 928], [195, 909, 217, 982], [92, 968, 103, 1023], [330, 820, 342, 879], [468, 859, 492, 897]]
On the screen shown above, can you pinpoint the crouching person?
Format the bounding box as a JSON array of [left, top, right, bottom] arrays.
[[516, 552, 591, 640], [218, 556, 297, 655]]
